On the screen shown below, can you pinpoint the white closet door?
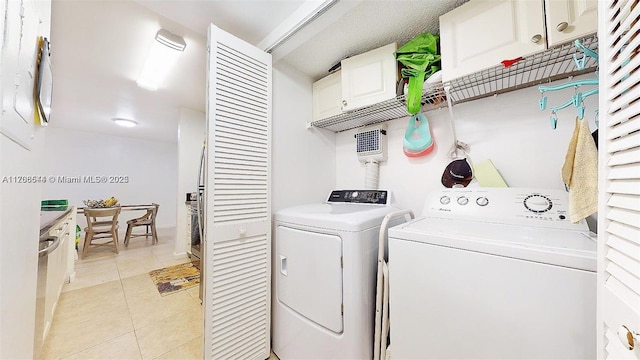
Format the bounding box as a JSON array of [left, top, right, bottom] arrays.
[[205, 24, 272, 360], [598, 0, 640, 358]]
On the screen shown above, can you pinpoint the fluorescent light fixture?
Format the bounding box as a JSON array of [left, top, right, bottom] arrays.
[[137, 29, 186, 91], [113, 118, 138, 128]]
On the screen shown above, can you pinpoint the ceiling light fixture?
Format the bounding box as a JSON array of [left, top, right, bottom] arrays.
[[113, 118, 138, 128], [136, 29, 187, 91]]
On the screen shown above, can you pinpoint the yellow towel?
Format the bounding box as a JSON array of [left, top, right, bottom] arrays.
[[561, 119, 580, 185], [561, 118, 598, 223]]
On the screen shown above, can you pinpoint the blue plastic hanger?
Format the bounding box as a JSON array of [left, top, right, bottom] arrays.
[[538, 78, 599, 93], [550, 111, 558, 130], [539, 95, 548, 110], [545, 88, 598, 126], [573, 39, 599, 70]]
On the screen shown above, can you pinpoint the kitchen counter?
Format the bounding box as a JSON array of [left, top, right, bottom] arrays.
[[40, 208, 75, 236]]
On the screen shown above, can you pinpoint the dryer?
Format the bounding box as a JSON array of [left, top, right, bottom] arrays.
[[273, 190, 402, 359], [388, 188, 597, 359]]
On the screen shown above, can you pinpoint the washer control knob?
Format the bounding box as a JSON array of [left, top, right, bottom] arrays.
[[476, 197, 489, 206], [440, 196, 451, 205], [352, 191, 359, 198], [457, 196, 469, 205], [524, 194, 553, 213]]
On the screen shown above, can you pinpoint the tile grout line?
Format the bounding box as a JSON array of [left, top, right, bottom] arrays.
[[119, 261, 145, 360]]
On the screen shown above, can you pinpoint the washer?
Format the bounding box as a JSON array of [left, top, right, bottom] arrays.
[[273, 190, 401, 359], [388, 188, 597, 359]]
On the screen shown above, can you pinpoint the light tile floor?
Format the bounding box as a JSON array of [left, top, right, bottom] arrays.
[[41, 228, 204, 360]]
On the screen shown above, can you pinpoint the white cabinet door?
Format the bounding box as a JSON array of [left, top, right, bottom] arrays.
[[545, 0, 598, 46], [341, 43, 398, 111], [43, 216, 70, 340], [439, 0, 545, 82], [64, 210, 75, 282], [206, 24, 272, 360], [312, 71, 341, 121], [598, 0, 640, 358]]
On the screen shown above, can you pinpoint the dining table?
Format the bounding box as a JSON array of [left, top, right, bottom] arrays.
[[76, 204, 156, 214]]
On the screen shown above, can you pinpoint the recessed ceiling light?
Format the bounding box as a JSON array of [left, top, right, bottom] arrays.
[[113, 118, 137, 128]]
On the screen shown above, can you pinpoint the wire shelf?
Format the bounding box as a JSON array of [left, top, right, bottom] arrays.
[[447, 34, 599, 104], [310, 83, 447, 132], [310, 34, 599, 133]]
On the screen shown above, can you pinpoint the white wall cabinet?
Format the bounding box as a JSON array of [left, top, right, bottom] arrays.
[[312, 71, 342, 122], [440, 0, 597, 82], [545, 0, 598, 46], [340, 43, 398, 112]]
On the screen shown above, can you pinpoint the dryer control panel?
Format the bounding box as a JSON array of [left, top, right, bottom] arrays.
[[327, 190, 389, 205]]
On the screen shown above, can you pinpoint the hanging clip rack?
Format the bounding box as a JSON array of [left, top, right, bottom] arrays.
[[537, 39, 599, 129]]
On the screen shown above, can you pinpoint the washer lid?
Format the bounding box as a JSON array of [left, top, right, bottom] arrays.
[[388, 217, 597, 271], [275, 203, 400, 232]]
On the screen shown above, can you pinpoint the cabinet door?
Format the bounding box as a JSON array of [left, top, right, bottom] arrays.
[[312, 71, 341, 121], [341, 43, 398, 111], [598, 0, 640, 358], [65, 211, 76, 282], [206, 24, 272, 360], [545, 0, 598, 46], [440, 0, 546, 82]]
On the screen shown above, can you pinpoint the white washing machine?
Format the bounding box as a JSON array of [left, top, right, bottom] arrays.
[[388, 188, 597, 359], [273, 190, 402, 359]]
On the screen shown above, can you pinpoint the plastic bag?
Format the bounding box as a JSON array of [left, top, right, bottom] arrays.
[[395, 33, 441, 114]]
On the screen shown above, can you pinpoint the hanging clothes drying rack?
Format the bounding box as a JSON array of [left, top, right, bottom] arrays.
[[537, 39, 600, 129]]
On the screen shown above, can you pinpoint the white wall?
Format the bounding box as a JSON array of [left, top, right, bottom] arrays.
[[336, 76, 599, 218], [42, 127, 178, 229], [0, 0, 51, 357], [272, 62, 336, 212], [0, 134, 47, 358], [175, 108, 205, 256]]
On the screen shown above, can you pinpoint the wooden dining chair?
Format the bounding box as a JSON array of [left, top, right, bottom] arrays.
[[124, 203, 159, 247], [82, 207, 121, 258]]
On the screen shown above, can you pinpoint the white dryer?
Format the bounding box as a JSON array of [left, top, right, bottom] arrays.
[[388, 188, 597, 359], [273, 190, 402, 359]]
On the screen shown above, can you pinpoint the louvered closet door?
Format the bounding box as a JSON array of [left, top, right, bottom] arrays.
[[205, 24, 272, 360], [598, 0, 640, 358]]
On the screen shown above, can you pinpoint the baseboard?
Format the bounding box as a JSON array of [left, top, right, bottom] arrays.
[[173, 251, 188, 259]]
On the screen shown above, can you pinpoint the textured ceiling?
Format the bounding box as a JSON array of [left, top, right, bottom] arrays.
[[280, 0, 463, 81]]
